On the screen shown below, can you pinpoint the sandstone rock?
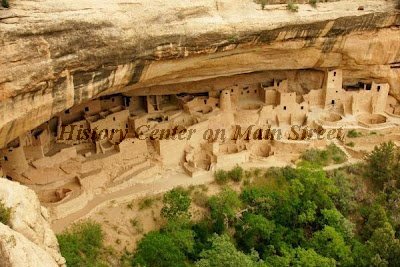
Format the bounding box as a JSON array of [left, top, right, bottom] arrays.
[[0, 223, 58, 267], [0, 179, 66, 266], [0, 0, 399, 147]]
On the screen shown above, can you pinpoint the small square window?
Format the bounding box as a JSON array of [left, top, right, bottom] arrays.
[[65, 109, 70, 114], [4, 156, 8, 161], [84, 107, 89, 112], [301, 106, 304, 110], [334, 72, 336, 77], [113, 117, 116, 121], [284, 106, 287, 110], [377, 86, 381, 92]]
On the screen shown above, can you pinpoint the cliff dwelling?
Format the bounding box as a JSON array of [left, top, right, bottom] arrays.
[[1, 67, 399, 220], [1, 0, 400, 265]]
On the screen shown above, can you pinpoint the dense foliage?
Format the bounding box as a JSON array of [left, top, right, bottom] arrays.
[[58, 142, 400, 267], [300, 143, 347, 166], [57, 221, 106, 267], [161, 187, 191, 220], [131, 142, 400, 267]]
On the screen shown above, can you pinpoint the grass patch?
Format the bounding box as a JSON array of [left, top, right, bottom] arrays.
[[300, 143, 347, 166], [347, 129, 362, 138], [0, 200, 11, 225], [139, 197, 155, 210], [57, 221, 105, 267]]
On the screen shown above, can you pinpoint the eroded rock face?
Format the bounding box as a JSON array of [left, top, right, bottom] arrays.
[[0, 179, 66, 267], [0, 223, 59, 267], [0, 0, 399, 147]]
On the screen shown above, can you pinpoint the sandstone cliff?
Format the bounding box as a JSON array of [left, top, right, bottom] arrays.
[[0, 0, 399, 147], [0, 179, 66, 267]]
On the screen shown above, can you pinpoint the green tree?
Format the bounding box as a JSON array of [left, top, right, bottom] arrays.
[[320, 209, 354, 241], [365, 142, 399, 189], [362, 204, 389, 240], [329, 170, 355, 215], [195, 234, 261, 267], [57, 221, 104, 267], [208, 188, 242, 233], [311, 226, 353, 266], [366, 222, 400, 266], [292, 247, 336, 267], [161, 187, 191, 220], [132, 231, 188, 267], [240, 186, 277, 216], [162, 219, 195, 255], [273, 167, 337, 228], [235, 213, 275, 256]]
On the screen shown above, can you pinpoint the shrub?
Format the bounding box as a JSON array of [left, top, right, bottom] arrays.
[[301, 148, 329, 166], [228, 165, 244, 182], [214, 170, 229, 184], [139, 197, 155, 210], [130, 218, 144, 234], [1, 0, 9, 8], [347, 129, 362, 138], [192, 190, 208, 208], [287, 2, 299, 12], [328, 145, 347, 164], [161, 187, 191, 220], [309, 0, 318, 8], [57, 221, 104, 267], [346, 142, 355, 147], [301, 144, 347, 166], [0, 200, 11, 225]]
